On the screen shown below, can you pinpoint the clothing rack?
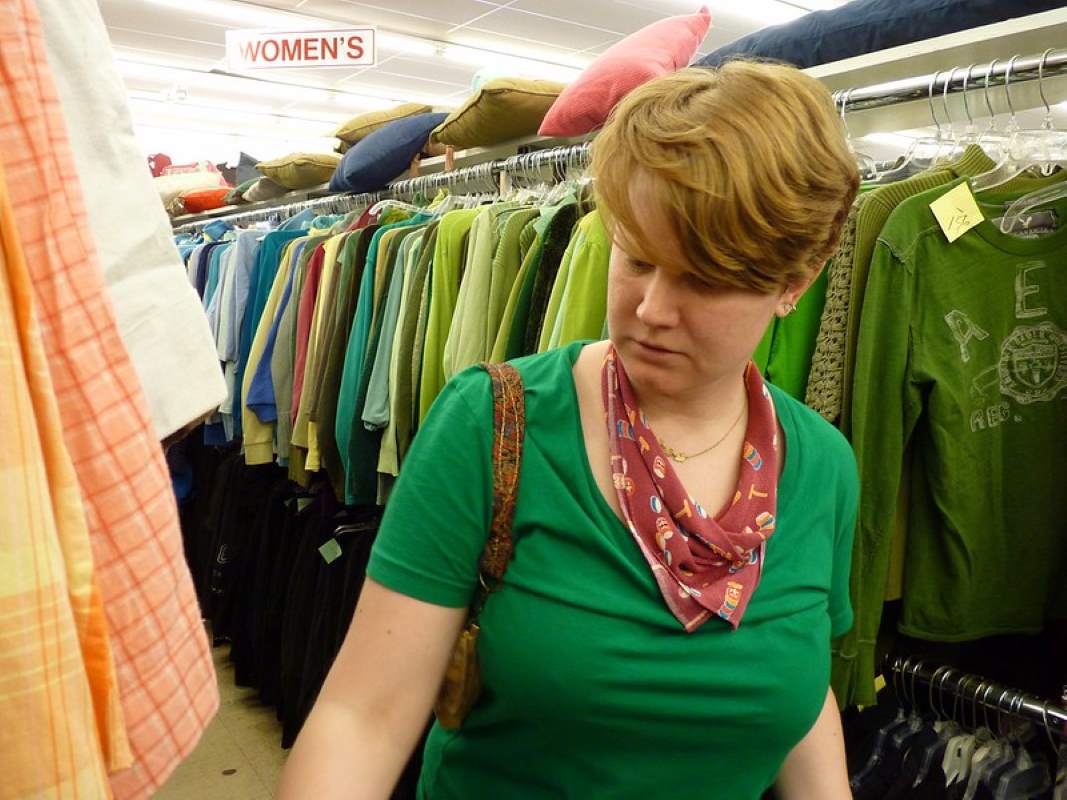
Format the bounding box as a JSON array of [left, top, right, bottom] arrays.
[[833, 47, 1067, 113], [886, 655, 1067, 741], [172, 141, 592, 232]]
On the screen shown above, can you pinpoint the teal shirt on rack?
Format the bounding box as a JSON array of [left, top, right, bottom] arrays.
[[336, 214, 428, 505]]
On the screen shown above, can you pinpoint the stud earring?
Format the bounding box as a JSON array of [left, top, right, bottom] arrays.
[[781, 301, 797, 316]]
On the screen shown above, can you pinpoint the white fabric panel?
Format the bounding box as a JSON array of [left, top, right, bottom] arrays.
[[38, 0, 226, 439]]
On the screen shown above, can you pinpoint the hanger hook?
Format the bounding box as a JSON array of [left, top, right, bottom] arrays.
[[908, 659, 925, 712], [928, 666, 949, 721], [1038, 48, 1056, 129], [961, 63, 977, 128], [982, 58, 1000, 133], [1041, 700, 1059, 752], [980, 683, 996, 731], [942, 66, 959, 132], [840, 88, 856, 146], [1004, 54, 1021, 125], [928, 70, 944, 137]]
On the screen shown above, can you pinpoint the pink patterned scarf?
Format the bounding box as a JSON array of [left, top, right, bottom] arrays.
[[602, 345, 780, 631]]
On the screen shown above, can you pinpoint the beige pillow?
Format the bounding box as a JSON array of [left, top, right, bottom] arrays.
[[256, 152, 340, 190], [242, 176, 289, 203], [332, 103, 434, 146], [431, 78, 567, 148]]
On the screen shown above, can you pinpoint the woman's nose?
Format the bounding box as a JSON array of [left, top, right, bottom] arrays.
[[635, 272, 681, 328]]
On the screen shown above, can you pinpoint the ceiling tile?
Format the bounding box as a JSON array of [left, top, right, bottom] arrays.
[[466, 9, 616, 53]]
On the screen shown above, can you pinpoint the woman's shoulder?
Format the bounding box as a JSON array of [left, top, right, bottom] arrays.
[[769, 383, 858, 489], [447, 341, 591, 399]]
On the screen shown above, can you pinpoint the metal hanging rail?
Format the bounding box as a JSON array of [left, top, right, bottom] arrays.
[[832, 47, 1067, 112], [173, 141, 592, 232], [886, 655, 1067, 741], [175, 47, 1067, 231]]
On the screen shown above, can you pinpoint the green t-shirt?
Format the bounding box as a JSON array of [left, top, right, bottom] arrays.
[[836, 179, 1067, 707], [752, 267, 829, 401], [368, 340, 858, 799]]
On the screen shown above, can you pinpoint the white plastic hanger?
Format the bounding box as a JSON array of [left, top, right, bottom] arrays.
[[971, 52, 1067, 195]]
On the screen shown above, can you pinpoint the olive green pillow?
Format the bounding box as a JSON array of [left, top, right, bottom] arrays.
[[256, 152, 340, 190], [333, 103, 434, 146], [225, 177, 258, 204], [430, 78, 567, 148], [242, 176, 289, 203]]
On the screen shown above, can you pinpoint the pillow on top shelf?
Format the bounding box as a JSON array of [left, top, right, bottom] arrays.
[[179, 186, 232, 213], [330, 111, 448, 194], [256, 152, 340, 190], [539, 6, 711, 137], [431, 78, 567, 148], [243, 176, 290, 203], [332, 102, 434, 149], [693, 0, 1065, 70]]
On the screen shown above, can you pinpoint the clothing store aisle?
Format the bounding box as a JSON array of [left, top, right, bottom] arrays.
[[156, 644, 287, 799]]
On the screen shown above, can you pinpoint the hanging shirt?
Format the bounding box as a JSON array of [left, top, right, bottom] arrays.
[[367, 340, 857, 800], [336, 215, 425, 504], [838, 180, 1067, 707], [540, 209, 611, 352], [752, 267, 829, 401], [443, 203, 521, 379], [245, 240, 308, 424], [418, 209, 481, 422], [364, 227, 425, 432], [318, 226, 377, 499]]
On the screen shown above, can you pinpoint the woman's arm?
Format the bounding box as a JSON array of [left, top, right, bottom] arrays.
[[774, 687, 852, 800], [276, 578, 466, 800]]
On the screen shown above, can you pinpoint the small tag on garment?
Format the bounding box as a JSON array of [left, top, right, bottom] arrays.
[[931, 182, 984, 243], [992, 209, 1060, 238], [318, 538, 343, 564]]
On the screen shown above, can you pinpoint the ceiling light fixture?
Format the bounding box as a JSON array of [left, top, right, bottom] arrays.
[[441, 45, 583, 82]]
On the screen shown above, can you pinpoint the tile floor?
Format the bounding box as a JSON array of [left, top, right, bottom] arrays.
[[156, 645, 289, 799]]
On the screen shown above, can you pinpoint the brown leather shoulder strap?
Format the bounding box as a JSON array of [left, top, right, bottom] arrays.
[[468, 361, 525, 620]]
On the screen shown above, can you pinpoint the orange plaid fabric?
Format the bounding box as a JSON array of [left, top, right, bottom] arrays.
[[0, 158, 127, 799], [1, 2, 219, 797]]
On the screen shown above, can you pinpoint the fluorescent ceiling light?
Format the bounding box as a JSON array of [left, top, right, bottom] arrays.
[[115, 59, 407, 110], [128, 92, 339, 126], [377, 33, 437, 58], [140, 0, 298, 29], [441, 46, 583, 82]]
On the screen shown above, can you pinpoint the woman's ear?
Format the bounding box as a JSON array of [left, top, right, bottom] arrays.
[[775, 267, 822, 318]]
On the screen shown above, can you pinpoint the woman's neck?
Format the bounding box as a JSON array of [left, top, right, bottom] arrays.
[[631, 365, 749, 432]]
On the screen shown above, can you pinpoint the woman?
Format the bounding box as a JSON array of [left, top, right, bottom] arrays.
[[278, 61, 860, 799]]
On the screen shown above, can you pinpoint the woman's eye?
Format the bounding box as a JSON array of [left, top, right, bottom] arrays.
[[628, 259, 653, 272]]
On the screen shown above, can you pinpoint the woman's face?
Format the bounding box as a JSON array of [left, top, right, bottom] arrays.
[[607, 239, 786, 398]]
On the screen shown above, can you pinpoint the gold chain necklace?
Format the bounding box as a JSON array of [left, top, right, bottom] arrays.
[[657, 401, 747, 464]]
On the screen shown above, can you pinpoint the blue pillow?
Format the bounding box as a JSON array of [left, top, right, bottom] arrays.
[[330, 112, 447, 194], [693, 0, 1064, 70]]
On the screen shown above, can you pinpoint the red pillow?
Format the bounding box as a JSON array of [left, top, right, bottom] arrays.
[[539, 6, 711, 137], [180, 187, 232, 213]]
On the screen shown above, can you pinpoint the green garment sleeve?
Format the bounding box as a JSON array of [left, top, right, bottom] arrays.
[[762, 267, 829, 401], [367, 366, 493, 607], [538, 224, 583, 352], [491, 233, 544, 363], [487, 208, 539, 356], [830, 237, 922, 708], [420, 210, 479, 421], [444, 209, 504, 380], [548, 211, 610, 350]]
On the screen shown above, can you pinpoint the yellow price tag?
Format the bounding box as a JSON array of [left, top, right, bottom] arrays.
[[930, 181, 985, 243]]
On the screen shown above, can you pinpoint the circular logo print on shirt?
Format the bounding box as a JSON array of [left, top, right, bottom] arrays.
[[998, 323, 1067, 404]]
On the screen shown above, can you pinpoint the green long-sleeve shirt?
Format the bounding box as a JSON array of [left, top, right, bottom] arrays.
[[833, 179, 1067, 706]]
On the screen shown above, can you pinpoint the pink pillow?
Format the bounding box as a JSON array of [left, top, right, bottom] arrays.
[[539, 6, 711, 137]]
